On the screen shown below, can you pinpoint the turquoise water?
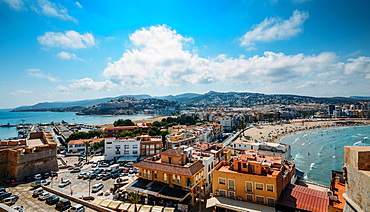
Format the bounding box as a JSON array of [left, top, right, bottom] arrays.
[[280, 125, 370, 186], [0, 109, 152, 140]]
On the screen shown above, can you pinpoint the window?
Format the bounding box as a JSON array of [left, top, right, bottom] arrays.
[[147, 171, 151, 179], [177, 175, 181, 184], [228, 179, 235, 191], [255, 183, 264, 190], [133, 150, 138, 154], [228, 191, 235, 198], [150, 145, 155, 149], [172, 175, 176, 183], [267, 197, 275, 205], [143, 170, 147, 177], [156, 144, 161, 148], [133, 145, 138, 149], [107, 142, 112, 144], [124, 150, 129, 154], [154, 171, 157, 179], [115, 145, 121, 149], [115, 151, 120, 155], [149, 150, 154, 155], [219, 190, 226, 197], [124, 145, 129, 148], [266, 184, 274, 192], [164, 173, 167, 182], [219, 178, 226, 185], [246, 194, 253, 201], [245, 181, 253, 193], [256, 196, 264, 204], [156, 150, 160, 154]]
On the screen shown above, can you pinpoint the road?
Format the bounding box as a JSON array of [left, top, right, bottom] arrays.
[[1, 162, 137, 212]]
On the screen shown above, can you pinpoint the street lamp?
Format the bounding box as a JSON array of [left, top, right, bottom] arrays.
[[88, 178, 91, 198]]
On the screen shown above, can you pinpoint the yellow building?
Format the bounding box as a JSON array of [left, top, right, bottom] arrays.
[[128, 149, 204, 207], [212, 153, 295, 206]]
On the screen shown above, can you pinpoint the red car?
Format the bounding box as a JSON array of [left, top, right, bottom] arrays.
[[122, 168, 130, 173]]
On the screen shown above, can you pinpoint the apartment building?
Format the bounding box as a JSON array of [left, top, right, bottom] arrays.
[[128, 149, 204, 207], [232, 140, 292, 160], [139, 135, 162, 157], [67, 138, 107, 153], [212, 153, 295, 206]]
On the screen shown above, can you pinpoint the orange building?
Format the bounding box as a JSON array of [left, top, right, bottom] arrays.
[[212, 153, 295, 206], [128, 149, 204, 207], [138, 135, 162, 157]]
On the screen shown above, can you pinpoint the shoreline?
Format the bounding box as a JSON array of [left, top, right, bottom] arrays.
[[242, 118, 370, 143]]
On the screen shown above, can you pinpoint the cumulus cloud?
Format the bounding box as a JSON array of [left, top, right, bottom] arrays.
[[1, 0, 77, 22], [9, 89, 33, 95], [38, 30, 96, 49], [27, 68, 57, 82], [240, 10, 309, 47], [67, 25, 370, 94], [57, 51, 83, 60], [69, 78, 115, 91]]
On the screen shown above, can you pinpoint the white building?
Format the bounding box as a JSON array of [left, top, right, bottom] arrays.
[[105, 137, 140, 161], [232, 140, 292, 160]]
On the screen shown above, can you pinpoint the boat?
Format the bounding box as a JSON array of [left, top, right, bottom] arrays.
[[0, 123, 15, 127]]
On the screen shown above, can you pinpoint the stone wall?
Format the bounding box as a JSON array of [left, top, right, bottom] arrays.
[[343, 146, 370, 212]]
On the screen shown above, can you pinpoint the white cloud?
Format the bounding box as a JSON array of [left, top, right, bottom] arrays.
[[57, 51, 83, 60], [240, 10, 309, 47], [75, 2, 82, 8], [1, 0, 24, 10], [1, 0, 77, 22], [69, 78, 115, 91], [27, 68, 57, 82], [38, 30, 96, 49], [55, 85, 69, 92], [67, 25, 370, 94], [9, 89, 33, 95], [36, 0, 77, 23]]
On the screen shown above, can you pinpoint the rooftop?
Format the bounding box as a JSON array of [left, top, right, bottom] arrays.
[[134, 159, 204, 177]]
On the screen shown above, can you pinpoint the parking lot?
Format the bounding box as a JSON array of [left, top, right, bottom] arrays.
[[1, 160, 137, 212]]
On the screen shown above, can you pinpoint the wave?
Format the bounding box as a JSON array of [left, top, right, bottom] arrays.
[[292, 137, 300, 144], [310, 163, 315, 170]]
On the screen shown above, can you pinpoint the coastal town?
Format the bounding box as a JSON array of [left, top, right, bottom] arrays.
[[0, 100, 370, 212]]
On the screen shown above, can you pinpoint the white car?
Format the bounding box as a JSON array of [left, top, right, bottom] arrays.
[[33, 174, 42, 180], [38, 192, 51, 200], [91, 183, 104, 192], [58, 179, 71, 187]]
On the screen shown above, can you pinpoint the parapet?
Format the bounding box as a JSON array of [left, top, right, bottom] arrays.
[[344, 146, 370, 170]]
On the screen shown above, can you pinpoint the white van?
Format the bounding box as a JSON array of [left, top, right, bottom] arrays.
[[32, 188, 44, 197], [109, 164, 119, 172], [91, 183, 104, 192], [68, 204, 85, 212]]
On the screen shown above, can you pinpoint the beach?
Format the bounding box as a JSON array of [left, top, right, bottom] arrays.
[[242, 119, 370, 143]]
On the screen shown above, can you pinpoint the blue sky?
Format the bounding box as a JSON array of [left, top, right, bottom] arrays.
[[1, 0, 370, 108]]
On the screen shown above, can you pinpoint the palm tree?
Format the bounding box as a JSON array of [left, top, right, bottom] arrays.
[[129, 191, 141, 212], [83, 140, 91, 162]]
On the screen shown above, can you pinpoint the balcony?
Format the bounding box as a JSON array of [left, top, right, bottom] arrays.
[[228, 187, 235, 191], [246, 190, 253, 194], [185, 182, 194, 188]]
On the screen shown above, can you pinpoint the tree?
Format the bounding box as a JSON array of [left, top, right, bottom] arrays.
[[129, 191, 141, 212], [83, 140, 91, 162], [113, 119, 135, 126], [149, 126, 161, 136], [119, 131, 135, 137]]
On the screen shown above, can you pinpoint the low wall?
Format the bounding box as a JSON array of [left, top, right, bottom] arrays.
[[42, 185, 115, 212]]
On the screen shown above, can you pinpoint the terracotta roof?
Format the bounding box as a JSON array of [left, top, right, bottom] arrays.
[[277, 184, 329, 212], [68, 138, 109, 145], [134, 160, 204, 176], [161, 148, 184, 156]]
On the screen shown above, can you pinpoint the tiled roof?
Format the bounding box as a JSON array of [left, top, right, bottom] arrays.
[[161, 148, 184, 156], [68, 138, 109, 145], [277, 184, 329, 212], [134, 160, 204, 176]]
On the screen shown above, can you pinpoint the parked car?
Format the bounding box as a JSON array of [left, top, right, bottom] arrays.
[[32, 188, 43, 197], [31, 181, 42, 188], [0, 188, 6, 194], [38, 192, 51, 200], [56, 199, 71, 210], [96, 174, 103, 180], [24, 175, 33, 182], [77, 172, 87, 179], [70, 167, 81, 173], [58, 179, 71, 187], [125, 162, 134, 167], [1, 195, 19, 205], [0, 192, 12, 201], [68, 204, 85, 212], [42, 173, 50, 179], [46, 195, 59, 205], [111, 173, 120, 179], [83, 173, 90, 179], [104, 190, 110, 196], [89, 173, 97, 180], [40, 179, 51, 186], [33, 174, 42, 180], [92, 162, 98, 168], [92, 183, 104, 192], [102, 173, 111, 180], [12, 206, 24, 212], [3, 177, 16, 184], [50, 171, 58, 177]]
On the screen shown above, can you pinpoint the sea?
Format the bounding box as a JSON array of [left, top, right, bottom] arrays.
[[280, 125, 370, 187], [0, 109, 153, 140]]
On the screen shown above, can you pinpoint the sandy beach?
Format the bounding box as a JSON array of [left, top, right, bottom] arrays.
[[242, 119, 370, 143]]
